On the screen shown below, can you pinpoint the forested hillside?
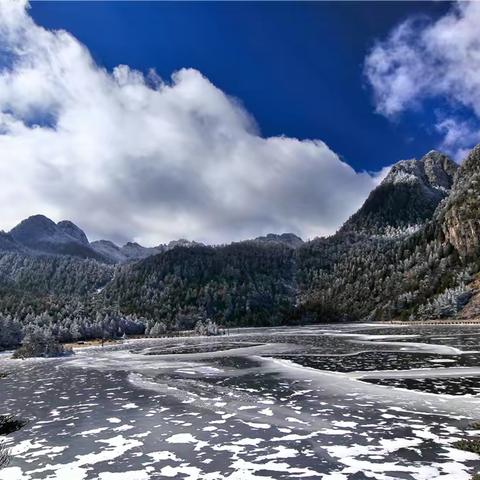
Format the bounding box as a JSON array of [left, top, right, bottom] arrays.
[[103, 242, 297, 329], [297, 149, 477, 321], [1, 146, 480, 348]]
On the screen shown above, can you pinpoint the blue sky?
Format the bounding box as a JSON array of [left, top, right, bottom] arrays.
[[0, 1, 478, 244], [30, 1, 451, 172]]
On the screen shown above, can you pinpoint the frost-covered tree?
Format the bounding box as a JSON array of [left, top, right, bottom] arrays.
[[195, 319, 220, 336], [417, 284, 472, 319], [12, 329, 73, 359], [148, 322, 167, 337]]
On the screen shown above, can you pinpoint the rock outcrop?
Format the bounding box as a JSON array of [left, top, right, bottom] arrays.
[[438, 145, 480, 258]]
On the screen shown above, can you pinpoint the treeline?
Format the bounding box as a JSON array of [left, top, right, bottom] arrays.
[[0, 310, 146, 350], [0, 221, 477, 347]]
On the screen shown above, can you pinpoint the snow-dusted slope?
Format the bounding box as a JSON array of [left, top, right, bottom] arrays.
[[341, 151, 458, 237]]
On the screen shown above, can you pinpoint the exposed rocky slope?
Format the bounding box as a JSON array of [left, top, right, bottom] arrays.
[[437, 144, 480, 259]]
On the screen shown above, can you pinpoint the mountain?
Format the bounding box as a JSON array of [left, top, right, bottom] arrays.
[[9, 215, 104, 260], [341, 151, 457, 237], [9, 215, 60, 247], [297, 150, 470, 322], [121, 242, 165, 261], [2, 145, 480, 346], [167, 239, 203, 249], [254, 233, 304, 248], [108, 147, 460, 324], [2, 214, 205, 264], [90, 239, 193, 263], [90, 240, 127, 264], [90, 241, 165, 264]]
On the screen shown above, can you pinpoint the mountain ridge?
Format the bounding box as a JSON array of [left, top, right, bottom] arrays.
[[1, 145, 479, 348], [2, 215, 209, 264], [2, 216, 305, 263]]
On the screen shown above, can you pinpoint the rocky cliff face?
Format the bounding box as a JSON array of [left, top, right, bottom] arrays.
[[422, 150, 458, 190], [438, 145, 480, 258]]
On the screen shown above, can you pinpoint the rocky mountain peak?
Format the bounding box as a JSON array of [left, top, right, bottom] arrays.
[[421, 150, 457, 190], [382, 158, 421, 186], [10, 215, 59, 245], [254, 233, 304, 248], [382, 151, 457, 191], [340, 150, 457, 237], [90, 239, 125, 263], [120, 242, 165, 260], [167, 239, 200, 249], [57, 220, 89, 245], [8, 215, 102, 260]]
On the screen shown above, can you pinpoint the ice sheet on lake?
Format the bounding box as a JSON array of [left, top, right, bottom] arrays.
[[1, 323, 480, 479]]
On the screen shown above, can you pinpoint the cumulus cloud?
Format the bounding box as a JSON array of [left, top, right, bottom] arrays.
[[365, 1, 480, 161], [0, 1, 384, 246]]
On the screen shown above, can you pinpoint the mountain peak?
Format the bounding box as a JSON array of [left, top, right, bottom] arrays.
[[57, 220, 89, 245], [254, 233, 304, 248], [340, 151, 457, 237], [9, 214, 101, 260], [382, 151, 456, 191], [421, 150, 457, 191], [167, 239, 200, 249], [123, 242, 142, 248], [10, 215, 58, 244]]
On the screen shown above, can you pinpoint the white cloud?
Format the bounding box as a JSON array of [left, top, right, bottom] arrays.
[[0, 0, 384, 246], [365, 1, 480, 161]]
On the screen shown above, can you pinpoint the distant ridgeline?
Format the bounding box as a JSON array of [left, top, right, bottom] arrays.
[[2, 146, 480, 348]]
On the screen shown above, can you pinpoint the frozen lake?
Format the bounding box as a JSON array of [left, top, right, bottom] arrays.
[[1, 323, 480, 479]]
